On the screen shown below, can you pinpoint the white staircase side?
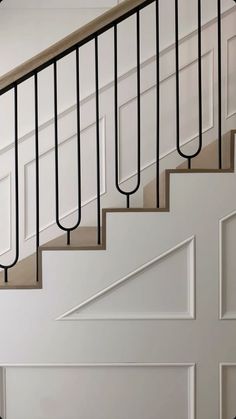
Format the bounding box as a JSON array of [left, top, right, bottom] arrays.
[[0, 134, 235, 417]]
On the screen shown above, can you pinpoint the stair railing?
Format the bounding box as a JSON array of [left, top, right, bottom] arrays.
[[0, 0, 233, 283]]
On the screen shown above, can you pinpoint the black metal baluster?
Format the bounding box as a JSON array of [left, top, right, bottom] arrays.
[[0, 86, 20, 283], [198, 0, 202, 164], [156, 0, 160, 207], [54, 61, 61, 237], [75, 47, 82, 236], [114, 12, 141, 209], [95, 37, 101, 244], [114, 24, 120, 198], [136, 9, 141, 206], [175, 0, 181, 163], [217, 0, 222, 169], [34, 73, 40, 282], [53, 58, 82, 245]]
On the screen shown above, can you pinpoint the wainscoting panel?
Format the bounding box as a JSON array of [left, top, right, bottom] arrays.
[[58, 236, 195, 320], [5, 364, 195, 419], [219, 210, 236, 319]]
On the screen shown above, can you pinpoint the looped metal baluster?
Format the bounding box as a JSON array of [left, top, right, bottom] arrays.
[[175, 0, 203, 169], [53, 56, 82, 246], [114, 11, 141, 209], [0, 86, 19, 283]]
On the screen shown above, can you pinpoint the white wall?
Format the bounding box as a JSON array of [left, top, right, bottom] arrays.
[[0, 0, 234, 76], [0, 5, 113, 76]]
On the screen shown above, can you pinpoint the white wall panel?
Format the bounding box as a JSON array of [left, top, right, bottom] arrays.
[[226, 35, 236, 119], [219, 211, 236, 319], [0, 368, 5, 419], [58, 236, 195, 320], [220, 364, 236, 419], [5, 364, 195, 419]]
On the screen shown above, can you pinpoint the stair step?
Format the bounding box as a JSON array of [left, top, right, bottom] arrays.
[[0, 227, 98, 288], [42, 227, 99, 250], [143, 132, 232, 208], [0, 254, 37, 289]]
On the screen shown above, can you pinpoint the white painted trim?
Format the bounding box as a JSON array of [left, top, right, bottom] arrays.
[[219, 363, 236, 419], [219, 363, 223, 419], [0, 362, 196, 367], [56, 235, 195, 321], [1, 368, 6, 419], [226, 34, 236, 120], [219, 209, 236, 319], [188, 364, 196, 419]]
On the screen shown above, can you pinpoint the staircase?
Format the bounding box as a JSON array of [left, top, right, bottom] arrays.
[[0, 0, 236, 417], [0, 0, 235, 288]]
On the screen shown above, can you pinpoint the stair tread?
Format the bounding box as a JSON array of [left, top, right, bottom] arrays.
[[42, 227, 98, 249], [0, 254, 37, 289]]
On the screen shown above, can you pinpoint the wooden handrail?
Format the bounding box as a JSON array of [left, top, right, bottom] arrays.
[[0, 0, 153, 94]]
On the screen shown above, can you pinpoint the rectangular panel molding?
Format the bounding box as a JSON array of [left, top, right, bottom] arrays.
[[220, 364, 236, 419], [4, 363, 195, 419], [219, 210, 236, 319], [226, 35, 236, 119], [57, 236, 196, 321]]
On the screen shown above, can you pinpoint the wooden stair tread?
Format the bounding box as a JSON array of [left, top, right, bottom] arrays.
[[42, 227, 98, 249], [0, 254, 37, 289]]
